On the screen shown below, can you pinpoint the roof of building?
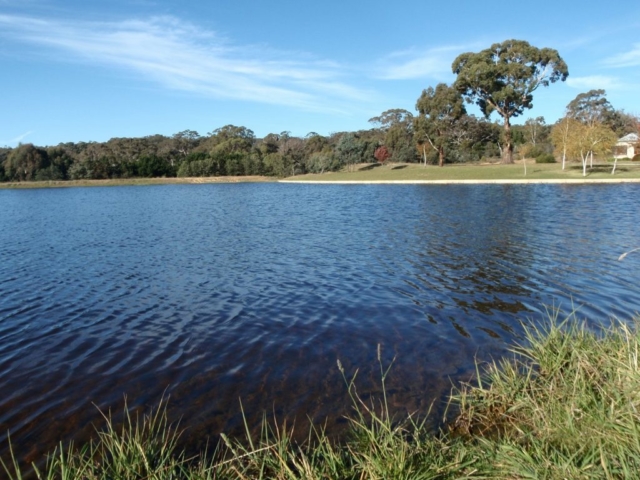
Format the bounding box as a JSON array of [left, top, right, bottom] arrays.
[[618, 133, 639, 143]]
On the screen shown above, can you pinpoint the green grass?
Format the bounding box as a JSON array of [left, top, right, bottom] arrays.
[[4, 162, 640, 189], [5, 312, 640, 479], [286, 161, 640, 182], [451, 313, 640, 478]]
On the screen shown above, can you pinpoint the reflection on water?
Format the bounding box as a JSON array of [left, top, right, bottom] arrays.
[[1, 183, 639, 464]]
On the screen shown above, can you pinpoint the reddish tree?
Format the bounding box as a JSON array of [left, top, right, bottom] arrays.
[[374, 145, 391, 164]]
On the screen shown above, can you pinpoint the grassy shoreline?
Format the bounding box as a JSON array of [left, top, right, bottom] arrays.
[[0, 176, 274, 189], [3, 162, 640, 190], [286, 161, 640, 183], [4, 313, 640, 479]]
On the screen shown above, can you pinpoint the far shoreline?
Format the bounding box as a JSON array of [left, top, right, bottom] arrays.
[[4, 176, 640, 190], [0, 176, 275, 189], [3, 162, 640, 189], [280, 161, 640, 184], [279, 178, 640, 185]]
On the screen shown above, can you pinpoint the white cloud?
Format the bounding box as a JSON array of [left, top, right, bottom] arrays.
[[604, 44, 640, 68], [566, 75, 622, 90], [0, 14, 374, 113], [3, 131, 33, 145], [374, 43, 480, 81]]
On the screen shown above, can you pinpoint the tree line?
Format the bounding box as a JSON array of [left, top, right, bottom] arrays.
[[0, 118, 502, 182], [1, 39, 638, 183]]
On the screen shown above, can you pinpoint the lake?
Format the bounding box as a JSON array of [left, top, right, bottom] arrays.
[[1, 182, 639, 464]]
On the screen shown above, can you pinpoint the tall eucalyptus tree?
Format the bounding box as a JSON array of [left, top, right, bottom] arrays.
[[415, 83, 466, 167], [452, 39, 568, 164]]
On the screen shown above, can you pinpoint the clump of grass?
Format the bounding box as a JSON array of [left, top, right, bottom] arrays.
[[211, 345, 475, 479], [0, 396, 212, 479], [334, 346, 477, 479], [1, 347, 475, 479], [452, 312, 640, 478], [5, 311, 640, 479]]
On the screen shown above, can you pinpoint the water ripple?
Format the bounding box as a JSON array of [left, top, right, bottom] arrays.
[[0, 183, 639, 464]]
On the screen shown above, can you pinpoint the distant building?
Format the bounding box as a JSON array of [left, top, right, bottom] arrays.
[[613, 133, 639, 159]]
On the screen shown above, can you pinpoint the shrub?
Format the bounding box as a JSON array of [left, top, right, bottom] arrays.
[[632, 153, 640, 162], [34, 165, 64, 181], [535, 153, 556, 163], [527, 145, 547, 159], [137, 155, 175, 178]]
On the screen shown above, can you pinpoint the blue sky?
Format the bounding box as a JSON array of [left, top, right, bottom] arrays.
[[1, 0, 639, 146]]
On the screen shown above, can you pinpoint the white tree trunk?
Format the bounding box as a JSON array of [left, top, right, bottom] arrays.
[[581, 150, 589, 177]]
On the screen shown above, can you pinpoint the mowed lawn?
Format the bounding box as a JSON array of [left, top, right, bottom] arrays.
[[286, 161, 640, 182]]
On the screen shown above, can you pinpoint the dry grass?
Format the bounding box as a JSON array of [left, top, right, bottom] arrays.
[[0, 176, 274, 189]]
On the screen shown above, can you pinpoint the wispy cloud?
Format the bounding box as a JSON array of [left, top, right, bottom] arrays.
[[566, 75, 623, 90], [0, 14, 373, 113], [373, 43, 480, 81], [604, 44, 640, 68], [3, 130, 33, 145]]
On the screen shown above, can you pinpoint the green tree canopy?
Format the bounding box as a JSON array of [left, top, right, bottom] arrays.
[[369, 109, 416, 163], [415, 83, 466, 166], [567, 90, 638, 137], [452, 39, 568, 164], [335, 132, 367, 171], [566, 89, 612, 126], [204, 125, 255, 155], [172, 130, 201, 158], [368, 108, 414, 131], [3, 144, 49, 181]]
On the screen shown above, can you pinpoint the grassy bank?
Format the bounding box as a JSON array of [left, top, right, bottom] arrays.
[[0, 176, 274, 189], [4, 314, 640, 479], [284, 161, 640, 183], [4, 162, 640, 190]]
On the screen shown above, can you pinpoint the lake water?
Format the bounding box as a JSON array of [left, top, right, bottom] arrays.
[[1, 183, 639, 464]]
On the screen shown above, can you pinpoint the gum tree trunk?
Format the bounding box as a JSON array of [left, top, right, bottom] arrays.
[[438, 147, 445, 167], [503, 117, 514, 164]]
